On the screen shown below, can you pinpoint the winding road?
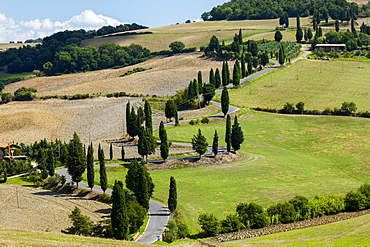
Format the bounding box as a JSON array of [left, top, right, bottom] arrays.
[[56, 58, 281, 244]]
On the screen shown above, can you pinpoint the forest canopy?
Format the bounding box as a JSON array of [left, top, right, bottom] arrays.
[[201, 0, 361, 21]]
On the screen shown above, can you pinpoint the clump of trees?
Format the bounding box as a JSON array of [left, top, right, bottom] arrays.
[[198, 183, 370, 237], [254, 101, 370, 118]]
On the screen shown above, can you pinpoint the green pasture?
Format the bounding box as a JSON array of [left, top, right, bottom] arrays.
[[228, 59, 370, 112], [224, 213, 370, 246], [93, 110, 369, 232], [0, 71, 33, 79]]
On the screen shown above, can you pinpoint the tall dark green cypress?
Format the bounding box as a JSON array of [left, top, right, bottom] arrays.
[[99, 147, 108, 193], [209, 68, 215, 87], [87, 142, 94, 190], [222, 61, 228, 86], [159, 121, 167, 143], [136, 164, 150, 209], [221, 87, 229, 117], [138, 127, 156, 163], [198, 71, 203, 93], [231, 116, 244, 152], [111, 180, 128, 240], [144, 100, 152, 133], [241, 53, 246, 78], [335, 19, 340, 32], [126, 102, 131, 137], [296, 16, 303, 43], [212, 130, 219, 156], [46, 148, 55, 177], [67, 132, 86, 188], [225, 115, 232, 152], [215, 68, 221, 88], [278, 45, 285, 65], [160, 141, 169, 162], [238, 28, 243, 45], [137, 106, 145, 126], [168, 176, 177, 213], [109, 143, 113, 161], [233, 60, 241, 86]]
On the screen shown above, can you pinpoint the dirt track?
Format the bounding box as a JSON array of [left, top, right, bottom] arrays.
[[0, 185, 111, 233]]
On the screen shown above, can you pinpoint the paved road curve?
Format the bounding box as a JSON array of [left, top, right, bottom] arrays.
[[55, 59, 281, 244]]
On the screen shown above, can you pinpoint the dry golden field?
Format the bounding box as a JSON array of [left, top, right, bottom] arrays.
[[3, 53, 223, 97], [0, 185, 110, 233], [83, 18, 312, 51]]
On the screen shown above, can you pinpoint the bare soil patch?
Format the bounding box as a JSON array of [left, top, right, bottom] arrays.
[[3, 53, 224, 97], [0, 185, 111, 233]]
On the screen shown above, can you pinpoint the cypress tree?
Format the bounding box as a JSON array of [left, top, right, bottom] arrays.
[[351, 18, 356, 35], [212, 130, 219, 156], [137, 106, 145, 126], [335, 19, 340, 32], [67, 132, 86, 188], [233, 60, 241, 86], [136, 165, 150, 209], [225, 115, 232, 152], [193, 79, 199, 96], [160, 141, 169, 162], [198, 71, 203, 93], [159, 121, 167, 143], [126, 102, 131, 136], [215, 68, 221, 88], [318, 26, 323, 37], [168, 176, 177, 213], [296, 16, 303, 43], [127, 107, 138, 138], [307, 28, 313, 40], [231, 116, 244, 152], [99, 147, 108, 193], [221, 87, 229, 117], [165, 99, 177, 122], [278, 45, 285, 65], [225, 61, 230, 84], [109, 143, 113, 161], [247, 60, 253, 75], [111, 180, 128, 240], [209, 68, 215, 86], [238, 28, 243, 45], [191, 129, 208, 158], [222, 61, 228, 86], [241, 53, 246, 78], [121, 146, 125, 161], [87, 142, 94, 190], [175, 110, 179, 126], [46, 148, 55, 177], [144, 100, 152, 133], [138, 127, 156, 163], [125, 159, 140, 194]]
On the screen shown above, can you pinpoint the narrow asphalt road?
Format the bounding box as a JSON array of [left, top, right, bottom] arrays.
[[55, 59, 281, 244]]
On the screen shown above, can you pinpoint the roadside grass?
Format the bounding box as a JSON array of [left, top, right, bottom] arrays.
[[95, 110, 369, 232], [229, 59, 370, 111], [6, 176, 35, 187], [0, 229, 142, 247], [223, 213, 370, 246]]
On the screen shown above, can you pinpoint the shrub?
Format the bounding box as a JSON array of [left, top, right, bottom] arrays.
[[358, 183, 370, 209], [201, 117, 209, 124], [164, 219, 178, 243], [267, 202, 295, 224], [282, 102, 295, 114], [344, 191, 367, 212], [236, 202, 268, 229], [198, 213, 221, 237], [189, 120, 196, 125], [221, 214, 244, 233], [322, 107, 333, 115]]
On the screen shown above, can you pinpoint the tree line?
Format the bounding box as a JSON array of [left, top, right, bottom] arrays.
[[201, 0, 362, 21], [198, 183, 370, 236], [0, 26, 150, 75]]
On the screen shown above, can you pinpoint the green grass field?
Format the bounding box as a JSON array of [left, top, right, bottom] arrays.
[[92, 110, 369, 232], [229, 59, 370, 112], [224, 213, 370, 246]]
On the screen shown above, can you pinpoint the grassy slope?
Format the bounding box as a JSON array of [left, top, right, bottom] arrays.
[[229, 59, 370, 111], [0, 229, 144, 247], [223, 213, 370, 246], [83, 18, 312, 52]]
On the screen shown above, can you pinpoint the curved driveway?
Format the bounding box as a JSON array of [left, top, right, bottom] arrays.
[[56, 59, 281, 244]]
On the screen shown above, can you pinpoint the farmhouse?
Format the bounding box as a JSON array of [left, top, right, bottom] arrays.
[[316, 44, 346, 52], [0, 143, 27, 161]]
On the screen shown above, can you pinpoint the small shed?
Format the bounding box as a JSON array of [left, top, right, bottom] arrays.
[[316, 44, 346, 52]]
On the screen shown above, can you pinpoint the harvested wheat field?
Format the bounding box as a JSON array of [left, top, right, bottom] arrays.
[[0, 185, 110, 233], [3, 53, 224, 97]]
